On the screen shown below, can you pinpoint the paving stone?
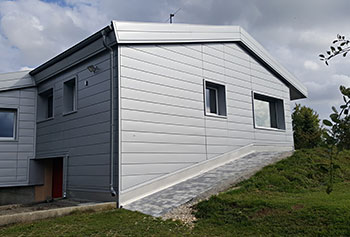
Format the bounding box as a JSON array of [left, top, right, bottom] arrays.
[[124, 151, 290, 216]]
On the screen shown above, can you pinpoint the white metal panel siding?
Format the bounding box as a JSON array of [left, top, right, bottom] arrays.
[[120, 42, 293, 192], [0, 87, 36, 186]]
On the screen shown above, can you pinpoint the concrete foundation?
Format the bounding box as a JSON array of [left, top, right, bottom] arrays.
[[0, 186, 35, 206]]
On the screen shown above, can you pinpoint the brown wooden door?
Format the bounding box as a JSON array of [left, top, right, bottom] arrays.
[[52, 158, 63, 198]]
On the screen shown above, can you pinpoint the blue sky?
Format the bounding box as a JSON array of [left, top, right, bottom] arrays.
[[0, 0, 350, 119]]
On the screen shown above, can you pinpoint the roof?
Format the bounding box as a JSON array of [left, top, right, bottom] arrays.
[[28, 21, 306, 99], [0, 70, 35, 92], [112, 21, 307, 99]]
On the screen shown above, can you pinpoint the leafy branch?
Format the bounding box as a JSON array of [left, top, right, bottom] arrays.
[[322, 86, 350, 193], [319, 34, 350, 65]]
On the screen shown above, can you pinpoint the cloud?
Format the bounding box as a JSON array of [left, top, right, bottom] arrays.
[[303, 60, 320, 71], [0, 0, 108, 69], [0, 0, 349, 120]]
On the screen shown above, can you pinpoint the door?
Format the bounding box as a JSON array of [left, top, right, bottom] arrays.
[[52, 158, 63, 198]]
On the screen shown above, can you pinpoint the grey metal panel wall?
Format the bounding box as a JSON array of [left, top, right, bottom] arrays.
[[119, 42, 293, 192], [35, 51, 113, 196], [0, 87, 36, 186]]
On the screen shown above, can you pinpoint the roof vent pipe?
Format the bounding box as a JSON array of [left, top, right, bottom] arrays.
[[101, 27, 118, 200]]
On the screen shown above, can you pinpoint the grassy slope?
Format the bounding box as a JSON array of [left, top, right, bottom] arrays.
[[1, 149, 350, 236]]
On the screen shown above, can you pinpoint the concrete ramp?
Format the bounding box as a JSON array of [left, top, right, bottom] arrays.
[[124, 151, 291, 216]]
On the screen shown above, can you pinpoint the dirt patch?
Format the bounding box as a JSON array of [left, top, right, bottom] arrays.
[[162, 201, 198, 228], [291, 204, 304, 210], [0, 199, 93, 216]]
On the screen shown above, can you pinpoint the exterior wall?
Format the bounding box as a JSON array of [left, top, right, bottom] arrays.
[[119, 42, 293, 193], [35, 51, 115, 200], [0, 87, 36, 187]]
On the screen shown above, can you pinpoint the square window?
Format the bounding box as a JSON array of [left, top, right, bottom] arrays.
[[38, 88, 54, 120], [63, 78, 77, 114], [205, 81, 227, 117], [0, 109, 16, 139], [253, 93, 285, 130]]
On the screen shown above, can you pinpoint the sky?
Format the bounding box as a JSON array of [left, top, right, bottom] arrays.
[[0, 0, 350, 119]]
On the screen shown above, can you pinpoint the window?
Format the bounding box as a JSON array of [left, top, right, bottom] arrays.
[[63, 78, 77, 114], [38, 88, 54, 120], [0, 109, 16, 140], [204, 81, 227, 117], [253, 93, 285, 130]]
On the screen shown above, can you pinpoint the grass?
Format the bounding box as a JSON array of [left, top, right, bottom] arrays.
[[1, 148, 350, 236]]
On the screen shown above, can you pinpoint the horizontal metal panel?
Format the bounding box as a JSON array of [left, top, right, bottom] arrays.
[[122, 153, 206, 164], [20, 113, 35, 121], [126, 45, 203, 68], [122, 173, 164, 191], [0, 90, 20, 97], [122, 120, 206, 136], [122, 163, 194, 176], [122, 109, 204, 127], [121, 77, 202, 102], [67, 175, 109, 188], [19, 98, 35, 106], [121, 87, 203, 110], [122, 131, 206, 145], [121, 58, 203, 88], [122, 142, 206, 153], [0, 153, 17, 159], [69, 154, 109, 166], [68, 164, 109, 176], [0, 168, 17, 177], [121, 48, 203, 79], [0, 160, 16, 168], [121, 98, 203, 118], [224, 44, 251, 61]]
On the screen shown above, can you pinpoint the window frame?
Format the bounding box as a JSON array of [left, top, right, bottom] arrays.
[[0, 108, 18, 141], [204, 79, 227, 119], [62, 77, 78, 116], [252, 91, 286, 131], [37, 87, 54, 123]]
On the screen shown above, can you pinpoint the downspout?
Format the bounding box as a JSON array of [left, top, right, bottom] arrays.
[[101, 27, 117, 199]]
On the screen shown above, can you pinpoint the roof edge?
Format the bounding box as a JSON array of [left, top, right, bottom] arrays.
[[30, 25, 112, 76]]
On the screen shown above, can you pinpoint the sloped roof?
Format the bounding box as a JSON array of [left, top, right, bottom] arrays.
[[0, 70, 35, 92], [112, 21, 307, 99]]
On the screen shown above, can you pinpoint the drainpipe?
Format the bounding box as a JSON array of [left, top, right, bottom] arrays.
[[101, 27, 117, 199]]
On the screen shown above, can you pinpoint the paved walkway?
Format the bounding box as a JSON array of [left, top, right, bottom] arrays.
[[124, 151, 291, 216]]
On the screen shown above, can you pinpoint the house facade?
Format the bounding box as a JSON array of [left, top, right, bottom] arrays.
[[0, 21, 307, 206]]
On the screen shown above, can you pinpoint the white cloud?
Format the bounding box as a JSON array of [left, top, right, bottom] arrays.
[[0, 0, 349, 120], [0, 0, 108, 70], [303, 60, 320, 71]]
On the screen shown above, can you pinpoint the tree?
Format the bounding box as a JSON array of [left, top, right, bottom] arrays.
[[319, 34, 350, 65], [322, 86, 350, 194], [292, 104, 322, 149], [333, 116, 350, 150], [319, 35, 350, 194]]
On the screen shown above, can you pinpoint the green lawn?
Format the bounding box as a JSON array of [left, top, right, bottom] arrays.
[[1, 149, 350, 236]]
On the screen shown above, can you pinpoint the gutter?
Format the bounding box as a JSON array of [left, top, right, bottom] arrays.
[[101, 26, 118, 202]]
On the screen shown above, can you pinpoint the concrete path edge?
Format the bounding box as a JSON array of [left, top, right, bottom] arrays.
[[0, 202, 116, 227]]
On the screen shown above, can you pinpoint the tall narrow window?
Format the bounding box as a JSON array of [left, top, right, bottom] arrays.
[[63, 78, 77, 114], [0, 109, 16, 140], [38, 88, 54, 120], [204, 81, 227, 117], [253, 93, 285, 130]]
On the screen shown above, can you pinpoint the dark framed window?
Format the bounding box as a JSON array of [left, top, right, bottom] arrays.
[[204, 80, 227, 117], [0, 109, 16, 140], [38, 88, 54, 120], [63, 78, 77, 114], [253, 92, 285, 130]]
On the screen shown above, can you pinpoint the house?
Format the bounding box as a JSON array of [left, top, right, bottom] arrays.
[[0, 21, 307, 206]]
